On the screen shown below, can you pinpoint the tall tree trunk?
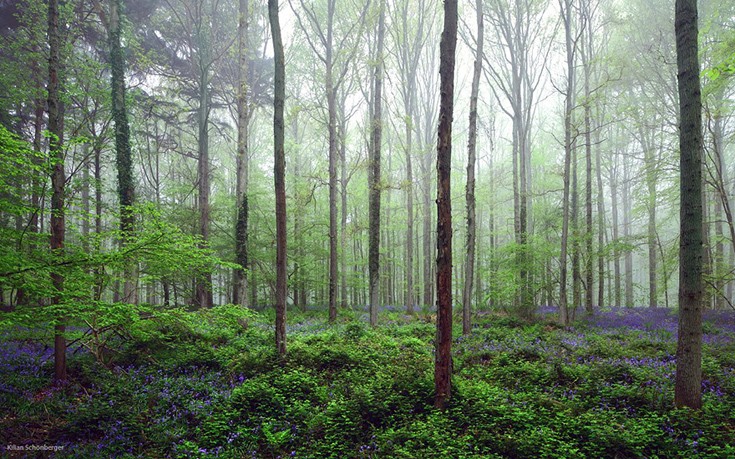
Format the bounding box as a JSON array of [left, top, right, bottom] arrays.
[[640, 127, 658, 309], [674, 0, 703, 410], [324, 0, 339, 323], [559, 0, 576, 325], [234, 0, 250, 307], [340, 113, 348, 310], [196, 21, 213, 309], [712, 104, 726, 310], [583, 40, 593, 315], [623, 159, 633, 307], [463, 0, 482, 335], [435, 0, 457, 410], [404, 112, 415, 314], [269, 0, 287, 356], [611, 147, 621, 307], [109, 0, 136, 304], [595, 116, 605, 309], [368, 0, 385, 327], [48, 0, 66, 384]]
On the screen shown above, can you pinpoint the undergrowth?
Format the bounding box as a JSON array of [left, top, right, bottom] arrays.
[[0, 306, 734, 458]]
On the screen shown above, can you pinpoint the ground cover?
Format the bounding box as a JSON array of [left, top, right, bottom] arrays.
[[1, 306, 734, 458]]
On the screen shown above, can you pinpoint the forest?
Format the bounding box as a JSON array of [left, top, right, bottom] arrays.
[[0, 0, 734, 457]]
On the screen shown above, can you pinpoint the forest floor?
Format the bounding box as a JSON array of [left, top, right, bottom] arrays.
[[1, 305, 734, 458]]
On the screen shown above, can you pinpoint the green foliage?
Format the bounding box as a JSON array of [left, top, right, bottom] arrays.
[[1, 311, 734, 458]]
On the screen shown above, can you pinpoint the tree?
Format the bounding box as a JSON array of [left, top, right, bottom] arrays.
[[559, 0, 578, 325], [483, 0, 551, 319], [388, 0, 435, 315], [463, 0, 483, 335], [435, 0, 457, 410], [233, 0, 251, 307], [289, 0, 370, 322], [269, 0, 287, 356], [368, 0, 385, 327], [107, 0, 136, 303], [48, 0, 66, 383], [674, 0, 703, 409]]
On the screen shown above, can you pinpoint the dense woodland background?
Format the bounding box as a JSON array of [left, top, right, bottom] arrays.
[[0, 0, 733, 317]]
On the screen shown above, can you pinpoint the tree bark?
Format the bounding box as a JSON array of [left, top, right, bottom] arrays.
[[674, 0, 703, 410], [368, 0, 385, 327], [435, 0, 457, 410], [269, 0, 287, 356], [195, 9, 213, 309], [234, 0, 250, 307], [109, 0, 137, 304], [463, 0, 482, 335], [559, 0, 576, 325], [48, 0, 66, 384]]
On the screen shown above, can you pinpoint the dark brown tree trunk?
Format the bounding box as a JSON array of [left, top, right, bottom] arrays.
[[234, 0, 250, 307], [368, 0, 385, 327], [269, 0, 287, 356], [109, 0, 136, 304], [435, 0, 457, 410], [463, 0, 482, 335], [674, 0, 703, 410], [48, 0, 66, 384]]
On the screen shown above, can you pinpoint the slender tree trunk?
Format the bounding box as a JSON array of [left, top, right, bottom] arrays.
[[595, 118, 605, 309], [559, 0, 575, 325], [109, 0, 137, 304], [623, 159, 634, 307], [641, 128, 658, 309], [368, 0, 385, 327], [674, 0, 703, 410], [423, 148, 433, 310], [269, 0, 287, 356], [435, 0, 457, 410], [340, 113, 348, 310], [463, 0, 483, 335], [583, 46, 593, 315], [196, 23, 213, 309], [234, 0, 250, 307], [48, 0, 66, 384], [405, 111, 415, 314], [611, 148, 621, 307]]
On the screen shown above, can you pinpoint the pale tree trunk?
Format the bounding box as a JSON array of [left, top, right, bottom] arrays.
[[674, 0, 703, 410], [339, 110, 348, 310], [572, 141, 581, 319], [234, 0, 250, 307], [435, 0, 457, 410], [48, 0, 66, 383], [195, 12, 213, 309], [269, 0, 287, 356], [369, 0, 385, 327], [610, 145, 621, 307], [623, 157, 634, 307], [559, 0, 576, 325], [595, 114, 605, 309], [463, 0, 482, 335], [639, 126, 658, 308], [583, 23, 593, 315]]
